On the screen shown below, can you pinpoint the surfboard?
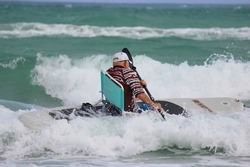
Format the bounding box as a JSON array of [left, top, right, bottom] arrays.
[[19, 110, 55, 130], [164, 97, 244, 113]]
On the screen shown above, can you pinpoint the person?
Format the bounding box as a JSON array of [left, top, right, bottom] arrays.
[[106, 51, 162, 112]]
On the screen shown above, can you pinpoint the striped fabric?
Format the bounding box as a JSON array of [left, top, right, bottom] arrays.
[[107, 66, 144, 111]]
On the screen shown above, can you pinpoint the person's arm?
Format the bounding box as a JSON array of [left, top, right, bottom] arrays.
[[137, 93, 162, 110], [124, 69, 162, 110]]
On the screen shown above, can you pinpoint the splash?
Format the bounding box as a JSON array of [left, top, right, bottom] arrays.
[[31, 53, 110, 105], [0, 57, 26, 70], [1, 97, 250, 159], [31, 53, 250, 106], [1, 106, 250, 159], [0, 23, 250, 40], [0, 105, 27, 158]]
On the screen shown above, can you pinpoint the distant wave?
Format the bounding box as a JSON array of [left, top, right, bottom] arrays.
[[0, 23, 250, 40], [0, 57, 26, 69], [0, 99, 43, 111]]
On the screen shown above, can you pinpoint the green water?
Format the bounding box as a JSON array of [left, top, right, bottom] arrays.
[[0, 2, 250, 106]]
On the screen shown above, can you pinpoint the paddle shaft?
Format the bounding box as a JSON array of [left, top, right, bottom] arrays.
[[122, 48, 165, 120], [131, 66, 155, 101], [132, 67, 165, 119]]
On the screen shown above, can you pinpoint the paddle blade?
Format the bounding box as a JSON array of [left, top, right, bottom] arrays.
[[158, 109, 166, 120], [122, 48, 134, 68], [156, 100, 185, 115]]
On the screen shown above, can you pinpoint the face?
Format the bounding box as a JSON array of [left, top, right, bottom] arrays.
[[113, 60, 129, 68], [123, 60, 129, 68]]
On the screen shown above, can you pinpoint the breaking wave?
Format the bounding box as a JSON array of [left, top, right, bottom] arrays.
[[1, 104, 250, 159], [0, 23, 250, 40], [0, 57, 26, 70], [31, 53, 250, 106]]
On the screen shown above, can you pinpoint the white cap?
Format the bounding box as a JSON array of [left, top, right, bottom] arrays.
[[113, 52, 129, 63]]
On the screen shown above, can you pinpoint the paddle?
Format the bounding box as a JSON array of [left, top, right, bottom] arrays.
[[122, 48, 165, 120]]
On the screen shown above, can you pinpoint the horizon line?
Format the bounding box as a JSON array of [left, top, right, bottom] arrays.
[[1, 0, 250, 5]]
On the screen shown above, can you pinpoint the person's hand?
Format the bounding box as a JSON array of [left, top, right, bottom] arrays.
[[152, 102, 162, 111], [140, 80, 147, 87]]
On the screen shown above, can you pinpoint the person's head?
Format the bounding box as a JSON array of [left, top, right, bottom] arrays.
[[112, 52, 130, 68]]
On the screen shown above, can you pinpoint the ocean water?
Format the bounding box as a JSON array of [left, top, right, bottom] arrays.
[[0, 2, 250, 167]]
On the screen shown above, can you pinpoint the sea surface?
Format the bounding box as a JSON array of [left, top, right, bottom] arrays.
[[0, 2, 250, 167]]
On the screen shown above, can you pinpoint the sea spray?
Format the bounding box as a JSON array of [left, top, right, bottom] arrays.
[[1, 105, 250, 159], [31, 53, 110, 105], [31, 53, 250, 106], [0, 57, 26, 70]]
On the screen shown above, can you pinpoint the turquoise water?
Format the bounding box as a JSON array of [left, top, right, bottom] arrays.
[[0, 2, 250, 167], [0, 3, 249, 106]]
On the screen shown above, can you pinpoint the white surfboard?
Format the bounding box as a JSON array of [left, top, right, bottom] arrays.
[[18, 106, 76, 130], [19, 110, 54, 130], [164, 97, 244, 113]]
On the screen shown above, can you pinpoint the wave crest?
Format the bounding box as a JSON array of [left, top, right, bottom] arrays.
[[0, 23, 250, 40], [31, 53, 250, 106], [0, 57, 26, 69]]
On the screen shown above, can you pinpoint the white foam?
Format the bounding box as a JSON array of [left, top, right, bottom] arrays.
[[31, 53, 110, 105], [135, 55, 250, 100], [0, 105, 26, 130], [1, 100, 250, 159], [0, 23, 250, 40], [0, 105, 28, 158], [2, 109, 250, 159], [0, 57, 26, 70], [31, 53, 250, 106]]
